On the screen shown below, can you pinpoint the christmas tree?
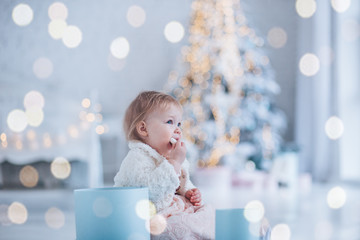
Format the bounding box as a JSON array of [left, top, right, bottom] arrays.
[[164, 0, 287, 170]]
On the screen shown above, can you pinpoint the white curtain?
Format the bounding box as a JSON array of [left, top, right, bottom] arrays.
[[296, 1, 360, 182]]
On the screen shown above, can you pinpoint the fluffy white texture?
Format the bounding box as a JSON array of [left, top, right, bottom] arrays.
[[114, 141, 195, 211]]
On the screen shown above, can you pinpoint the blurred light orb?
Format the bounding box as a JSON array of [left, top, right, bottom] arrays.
[[327, 186, 346, 209], [86, 113, 95, 122], [0, 133, 6, 142], [68, 125, 79, 138], [127, 5, 146, 28], [45, 207, 65, 229], [93, 197, 113, 218], [12, 4, 34, 26], [81, 98, 91, 108], [110, 37, 130, 59], [108, 54, 126, 72], [136, 200, 156, 220], [15, 140, 23, 150], [164, 21, 185, 43], [48, 2, 68, 20], [331, 0, 351, 13], [24, 90, 45, 110], [299, 53, 320, 76], [26, 129, 36, 141], [43, 133, 52, 148], [7, 109, 28, 133], [25, 107, 44, 127], [325, 116, 344, 140], [296, 0, 316, 18], [267, 27, 287, 49], [8, 202, 28, 224], [19, 165, 39, 188], [271, 224, 291, 240], [148, 214, 167, 235], [95, 125, 105, 135], [62, 25, 82, 48], [33, 57, 54, 79], [244, 200, 265, 223], [48, 19, 67, 39], [51, 157, 71, 179], [245, 160, 256, 172]]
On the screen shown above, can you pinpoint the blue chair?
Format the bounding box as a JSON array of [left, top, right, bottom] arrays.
[[216, 208, 259, 240], [74, 187, 150, 240]]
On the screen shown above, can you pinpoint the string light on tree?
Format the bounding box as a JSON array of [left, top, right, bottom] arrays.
[[165, 0, 286, 169]]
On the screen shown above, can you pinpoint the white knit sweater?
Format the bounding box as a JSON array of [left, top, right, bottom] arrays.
[[113, 141, 195, 211]]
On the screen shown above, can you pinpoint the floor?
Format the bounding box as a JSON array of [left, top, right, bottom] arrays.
[[1, 182, 360, 240]]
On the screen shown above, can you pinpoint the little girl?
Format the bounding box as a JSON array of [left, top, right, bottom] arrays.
[[114, 91, 215, 239]]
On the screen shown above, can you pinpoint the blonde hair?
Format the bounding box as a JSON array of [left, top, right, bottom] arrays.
[[124, 91, 181, 141]]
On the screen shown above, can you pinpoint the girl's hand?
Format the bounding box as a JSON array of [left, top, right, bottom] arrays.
[[185, 188, 202, 206], [167, 140, 186, 174]]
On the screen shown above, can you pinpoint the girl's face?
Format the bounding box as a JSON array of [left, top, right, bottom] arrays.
[[143, 103, 182, 157]]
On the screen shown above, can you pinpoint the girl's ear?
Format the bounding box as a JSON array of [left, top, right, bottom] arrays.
[[136, 121, 148, 137]]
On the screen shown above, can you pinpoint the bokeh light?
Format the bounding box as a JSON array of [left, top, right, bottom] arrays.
[[45, 207, 65, 229], [68, 125, 79, 138], [127, 5, 146, 28], [148, 214, 167, 235], [296, 0, 316, 18], [164, 21, 185, 43], [33, 57, 54, 79], [48, 19, 67, 40], [43, 133, 52, 148], [7, 109, 28, 133], [299, 53, 320, 76], [25, 107, 44, 127], [12, 4, 34, 26], [135, 200, 156, 220], [325, 116, 344, 140], [0, 133, 6, 143], [244, 200, 265, 223], [8, 202, 28, 224], [327, 186, 346, 209], [26, 129, 36, 141], [95, 125, 105, 135], [19, 165, 39, 188], [62, 25, 82, 48], [93, 197, 113, 218], [51, 157, 71, 179], [271, 224, 291, 240], [331, 0, 351, 13], [86, 113, 95, 122], [245, 160, 256, 172], [48, 2, 68, 20], [267, 27, 287, 49], [110, 37, 130, 59], [24, 90, 45, 110], [81, 98, 91, 108]]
